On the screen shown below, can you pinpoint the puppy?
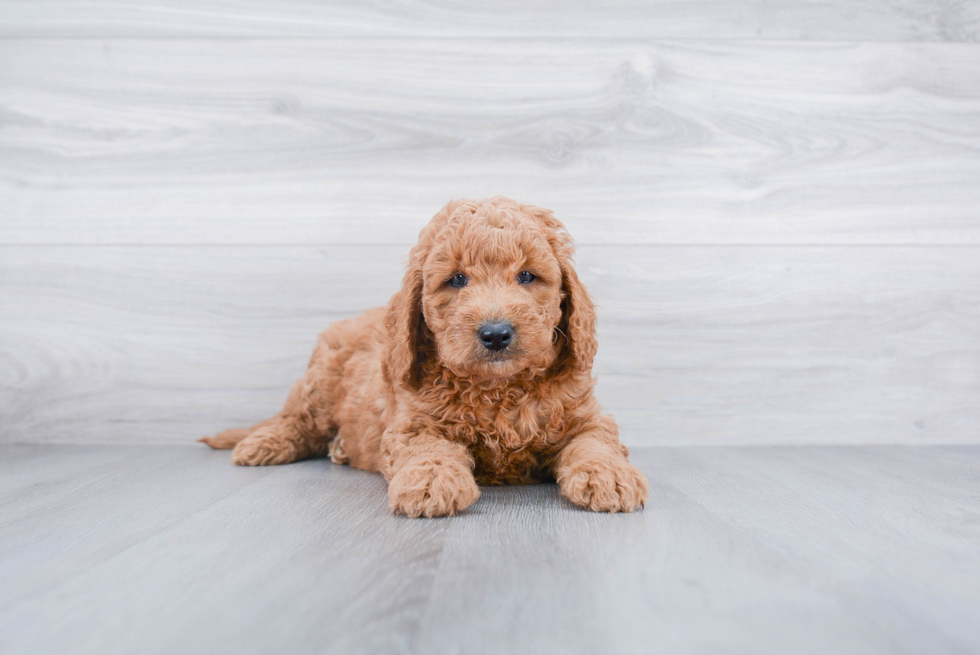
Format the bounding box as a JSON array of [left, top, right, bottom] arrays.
[[201, 197, 648, 517]]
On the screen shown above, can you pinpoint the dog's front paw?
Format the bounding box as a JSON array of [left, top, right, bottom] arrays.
[[558, 458, 648, 513], [388, 462, 480, 518], [232, 427, 300, 466]]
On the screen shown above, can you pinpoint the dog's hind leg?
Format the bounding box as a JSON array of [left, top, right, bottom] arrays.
[[208, 376, 335, 466], [199, 417, 277, 450], [200, 313, 379, 466], [217, 336, 341, 465], [228, 415, 334, 466]]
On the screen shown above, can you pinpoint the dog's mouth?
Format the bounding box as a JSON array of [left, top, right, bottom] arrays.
[[476, 346, 523, 363], [480, 354, 513, 365]]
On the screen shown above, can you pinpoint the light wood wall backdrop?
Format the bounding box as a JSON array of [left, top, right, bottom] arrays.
[[2, 1, 979, 446]]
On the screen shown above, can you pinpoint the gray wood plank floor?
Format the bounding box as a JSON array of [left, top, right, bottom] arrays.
[[1, 444, 978, 655]]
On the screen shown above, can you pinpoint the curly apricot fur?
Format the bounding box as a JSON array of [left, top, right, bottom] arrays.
[[201, 197, 648, 517]]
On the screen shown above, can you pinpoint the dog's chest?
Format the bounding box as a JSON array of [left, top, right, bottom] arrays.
[[463, 394, 562, 485]]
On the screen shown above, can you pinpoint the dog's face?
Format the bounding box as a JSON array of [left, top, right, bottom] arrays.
[[420, 208, 565, 379], [384, 197, 597, 387]]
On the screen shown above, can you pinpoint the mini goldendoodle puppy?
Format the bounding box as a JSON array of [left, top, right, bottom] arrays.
[[201, 197, 648, 517]]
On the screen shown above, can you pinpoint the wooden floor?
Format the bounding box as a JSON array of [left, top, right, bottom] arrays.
[[1, 443, 978, 655]]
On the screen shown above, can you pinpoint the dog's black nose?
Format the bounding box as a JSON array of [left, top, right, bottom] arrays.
[[478, 322, 514, 351]]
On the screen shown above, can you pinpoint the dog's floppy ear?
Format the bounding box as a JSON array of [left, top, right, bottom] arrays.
[[383, 201, 464, 389], [557, 257, 598, 372], [382, 243, 428, 389], [521, 204, 598, 374]]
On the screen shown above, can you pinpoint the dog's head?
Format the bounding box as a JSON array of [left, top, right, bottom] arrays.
[[383, 197, 596, 388]]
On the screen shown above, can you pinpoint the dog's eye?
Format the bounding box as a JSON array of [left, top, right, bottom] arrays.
[[448, 273, 468, 288], [517, 271, 536, 285]]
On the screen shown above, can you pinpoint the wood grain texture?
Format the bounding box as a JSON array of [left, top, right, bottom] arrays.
[[1, 444, 978, 654], [0, 445, 447, 655], [0, 445, 275, 606], [2, 245, 978, 446], [662, 446, 980, 653], [1, 0, 978, 41], [3, 39, 980, 245], [417, 446, 980, 654]]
